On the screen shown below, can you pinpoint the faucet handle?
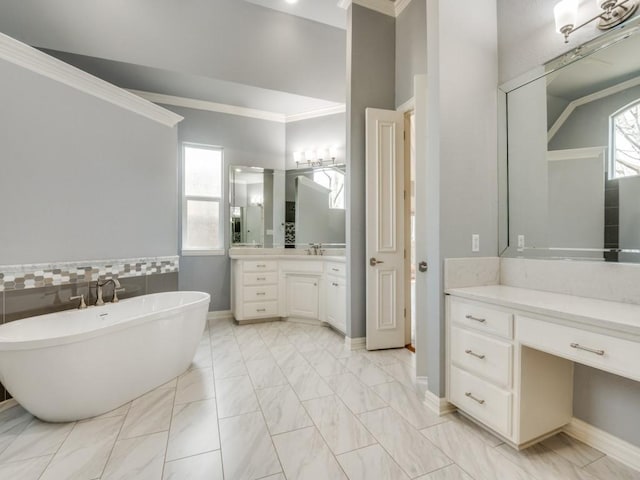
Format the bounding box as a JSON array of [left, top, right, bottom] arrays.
[[70, 294, 87, 309], [112, 288, 125, 303]]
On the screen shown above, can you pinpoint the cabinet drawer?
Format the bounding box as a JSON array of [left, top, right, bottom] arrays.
[[244, 301, 278, 318], [450, 299, 513, 340], [243, 260, 277, 273], [243, 272, 278, 286], [325, 262, 346, 277], [450, 366, 512, 437], [518, 315, 640, 382], [451, 327, 512, 388], [243, 285, 278, 302], [280, 261, 323, 274]]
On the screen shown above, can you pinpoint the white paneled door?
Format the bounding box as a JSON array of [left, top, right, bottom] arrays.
[[365, 108, 405, 350]]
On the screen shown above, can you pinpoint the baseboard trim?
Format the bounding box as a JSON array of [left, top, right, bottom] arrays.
[[344, 336, 366, 350], [564, 417, 640, 472], [0, 399, 18, 413], [207, 310, 233, 321], [424, 390, 457, 416]]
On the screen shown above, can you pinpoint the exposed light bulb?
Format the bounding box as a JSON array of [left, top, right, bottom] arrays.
[[554, 0, 579, 34]]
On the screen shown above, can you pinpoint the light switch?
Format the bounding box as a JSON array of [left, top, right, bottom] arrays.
[[518, 235, 525, 251]]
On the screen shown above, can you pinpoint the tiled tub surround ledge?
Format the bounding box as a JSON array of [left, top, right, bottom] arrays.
[[0, 255, 179, 292]]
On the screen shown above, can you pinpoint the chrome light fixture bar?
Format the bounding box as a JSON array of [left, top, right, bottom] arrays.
[[554, 0, 638, 43], [293, 146, 339, 168]]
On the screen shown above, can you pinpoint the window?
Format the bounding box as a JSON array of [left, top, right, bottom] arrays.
[[313, 168, 345, 209], [182, 144, 224, 255], [610, 100, 640, 179]]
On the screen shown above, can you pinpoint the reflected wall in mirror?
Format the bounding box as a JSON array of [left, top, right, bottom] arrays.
[[504, 20, 640, 262], [284, 165, 346, 248], [229, 167, 285, 247]]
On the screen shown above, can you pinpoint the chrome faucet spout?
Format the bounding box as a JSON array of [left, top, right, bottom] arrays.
[[95, 278, 123, 306]]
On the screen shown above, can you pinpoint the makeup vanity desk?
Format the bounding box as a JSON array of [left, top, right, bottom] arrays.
[[445, 285, 640, 449]]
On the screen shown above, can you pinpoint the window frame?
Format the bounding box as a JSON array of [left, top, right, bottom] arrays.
[[181, 142, 225, 256], [609, 98, 640, 180]]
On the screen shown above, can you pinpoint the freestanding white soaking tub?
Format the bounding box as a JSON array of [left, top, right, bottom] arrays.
[[0, 291, 210, 422]]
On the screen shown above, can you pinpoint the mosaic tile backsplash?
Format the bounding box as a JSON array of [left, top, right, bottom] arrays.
[[0, 256, 179, 292]]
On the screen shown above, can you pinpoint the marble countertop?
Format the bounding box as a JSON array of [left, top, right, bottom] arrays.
[[446, 285, 640, 338], [228, 248, 346, 262]]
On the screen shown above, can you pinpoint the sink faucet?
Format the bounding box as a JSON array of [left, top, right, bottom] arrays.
[[95, 278, 124, 306]]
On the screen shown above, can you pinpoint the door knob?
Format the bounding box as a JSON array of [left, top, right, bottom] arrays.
[[369, 257, 384, 267], [418, 261, 428, 272]]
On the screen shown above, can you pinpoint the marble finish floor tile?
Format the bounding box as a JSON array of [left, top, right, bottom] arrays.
[[359, 407, 452, 478], [336, 444, 410, 480], [496, 442, 600, 480], [40, 415, 124, 480], [443, 412, 504, 447], [166, 399, 220, 461], [214, 375, 260, 418], [422, 420, 532, 480], [583, 456, 640, 480], [373, 381, 447, 429], [0, 454, 52, 480], [0, 418, 75, 463], [416, 464, 474, 480], [273, 427, 347, 480], [286, 364, 334, 401], [381, 361, 419, 388], [219, 411, 282, 480], [102, 431, 167, 480], [302, 349, 347, 377], [302, 395, 376, 455], [245, 357, 287, 389], [326, 372, 388, 414], [541, 433, 606, 467], [118, 387, 175, 439], [342, 355, 394, 386], [213, 355, 248, 379], [174, 367, 215, 405], [163, 450, 223, 480], [0, 404, 33, 456], [256, 384, 313, 435]]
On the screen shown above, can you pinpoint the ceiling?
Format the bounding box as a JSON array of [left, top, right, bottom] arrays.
[[243, 0, 347, 29]]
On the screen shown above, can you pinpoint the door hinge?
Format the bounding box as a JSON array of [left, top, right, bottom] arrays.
[[404, 249, 406, 259], [404, 307, 406, 318]]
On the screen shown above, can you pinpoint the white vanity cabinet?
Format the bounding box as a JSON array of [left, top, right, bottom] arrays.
[[446, 286, 640, 449], [325, 262, 347, 333], [285, 275, 320, 318], [232, 260, 279, 320]]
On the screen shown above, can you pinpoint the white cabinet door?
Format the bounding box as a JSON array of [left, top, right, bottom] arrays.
[[326, 275, 346, 332], [286, 275, 319, 319]]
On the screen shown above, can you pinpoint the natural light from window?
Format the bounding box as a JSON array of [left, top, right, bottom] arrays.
[[611, 100, 640, 179], [313, 168, 345, 209]]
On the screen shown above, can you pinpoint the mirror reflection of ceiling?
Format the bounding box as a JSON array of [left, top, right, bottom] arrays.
[[546, 32, 640, 101]]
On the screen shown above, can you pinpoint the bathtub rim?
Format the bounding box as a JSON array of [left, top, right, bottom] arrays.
[[0, 291, 210, 352]]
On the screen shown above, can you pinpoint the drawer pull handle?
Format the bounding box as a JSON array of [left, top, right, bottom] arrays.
[[570, 343, 605, 356], [257, 264, 266, 268], [332, 282, 339, 287], [465, 349, 486, 360], [332, 268, 340, 272], [465, 392, 485, 405], [256, 308, 266, 312], [257, 277, 266, 281], [465, 314, 486, 323], [256, 292, 266, 296]]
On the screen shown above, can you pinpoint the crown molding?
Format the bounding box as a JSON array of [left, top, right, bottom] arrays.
[[338, 0, 413, 18], [0, 33, 183, 128], [130, 90, 346, 124], [286, 104, 346, 123]]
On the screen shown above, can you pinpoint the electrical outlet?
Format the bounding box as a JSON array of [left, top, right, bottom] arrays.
[[472, 234, 480, 252], [518, 235, 525, 251]]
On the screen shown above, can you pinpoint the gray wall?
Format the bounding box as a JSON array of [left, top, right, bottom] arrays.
[[0, 58, 178, 265], [166, 105, 285, 311], [0, 0, 345, 103], [426, 0, 499, 395], [499, 1, 640, 447], [285, 113, 346, 170], [346, 4, 396, 339], [395, 0, 427, 108]]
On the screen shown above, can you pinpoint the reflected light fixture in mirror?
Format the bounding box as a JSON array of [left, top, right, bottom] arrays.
[[294, 146, 340, 168], [554, 0, 638, 43]]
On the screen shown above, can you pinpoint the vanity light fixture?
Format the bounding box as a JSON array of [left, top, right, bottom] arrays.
[[294, 146, 339, 168], [554, 0, 638, 43]]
